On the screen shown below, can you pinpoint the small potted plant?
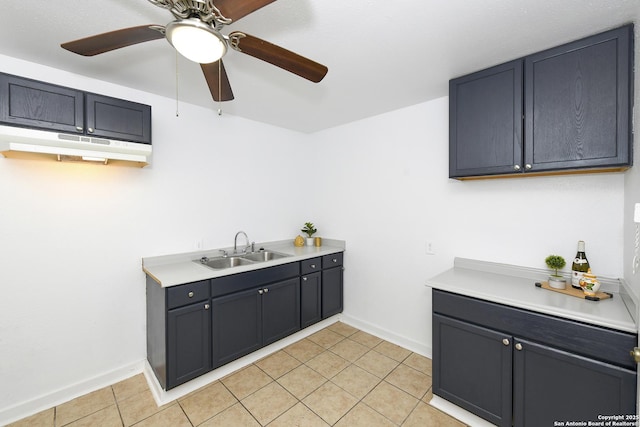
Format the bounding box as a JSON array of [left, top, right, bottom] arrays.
[[301, 222, 317, 246], [545, 255, 567, 289]]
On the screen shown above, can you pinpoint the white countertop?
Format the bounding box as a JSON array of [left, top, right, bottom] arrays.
[[426, 258, 637, 334], [143, 239, 346, 287]]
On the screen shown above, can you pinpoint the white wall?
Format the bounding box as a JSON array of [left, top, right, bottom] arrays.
[[0, 55, 311, 422], [312, 97, 626, 354]]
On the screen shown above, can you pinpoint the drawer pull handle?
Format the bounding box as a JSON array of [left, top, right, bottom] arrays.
[[188, 291, 194, 298], [311, 264, 316, 268], [515, 343, 523, 351], [303, 277, 307, 281], [333, 258, 337, 263], [502, 338, 510, 346]]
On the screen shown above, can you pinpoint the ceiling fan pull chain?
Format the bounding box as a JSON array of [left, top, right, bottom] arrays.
[[175, 50, 180, 117], [217, 60, 223, 116]]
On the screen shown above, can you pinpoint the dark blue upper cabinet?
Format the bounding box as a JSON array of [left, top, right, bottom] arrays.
[[449, 60, 523, 178], [524, 25, 632, 173], [449, 24, 633, 179]]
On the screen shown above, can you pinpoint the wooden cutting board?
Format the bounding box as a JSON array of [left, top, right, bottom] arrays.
[[535, 281, 613, 301]]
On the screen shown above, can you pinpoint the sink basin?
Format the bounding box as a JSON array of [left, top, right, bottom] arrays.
[[241, 251, 289, 262], [199, 256, 254, 269], [195, 250, 289, 270]]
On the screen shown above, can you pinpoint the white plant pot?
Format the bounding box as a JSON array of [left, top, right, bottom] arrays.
[[306, 238, 315, 246], [548, 276, 567, 289]]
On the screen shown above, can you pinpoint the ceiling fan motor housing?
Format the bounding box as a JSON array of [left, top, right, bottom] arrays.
[[148, 0, 230, 26]]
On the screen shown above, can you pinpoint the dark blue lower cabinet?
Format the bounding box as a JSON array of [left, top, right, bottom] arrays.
[[148, 253, 344, 390], [167, 302, 212, 389], [262, 278, 301, 345], [513, 338, 636, 426], [433, 314, 512, 427], [432, 289, 637, 426], [211, 278, 300, 369], [211, 287, 263, 369]]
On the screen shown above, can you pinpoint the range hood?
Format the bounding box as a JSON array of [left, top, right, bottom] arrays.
[[0, 125, 151, 167]]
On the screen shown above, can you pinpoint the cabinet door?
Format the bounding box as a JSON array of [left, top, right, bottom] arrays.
[[85, 93, 151, 144], [432, 314, 512, 427], [322, 266, 343, 318], [513, 337, 636, 426], [449, 59, 523, 178], [167, 301, 212, 389], [211, 288, 262, 368], [524, 25, 632, 172], [0, 73, 84, 133], [262, 277, 301, 345], [301, 272, 322, 328]]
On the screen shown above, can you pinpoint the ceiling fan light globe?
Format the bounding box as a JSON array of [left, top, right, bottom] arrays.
[[165, 18, 226, 64]]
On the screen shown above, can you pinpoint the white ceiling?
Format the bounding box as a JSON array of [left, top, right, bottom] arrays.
[[0, 0, 638, 133]]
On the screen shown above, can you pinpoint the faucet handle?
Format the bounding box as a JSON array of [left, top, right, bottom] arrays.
[[219, 249, 228, 257]]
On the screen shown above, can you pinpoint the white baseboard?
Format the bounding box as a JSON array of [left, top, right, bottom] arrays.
[[0, 361, 144, 426], [429, 395, 496, 427], [339, 314, 432, 358]]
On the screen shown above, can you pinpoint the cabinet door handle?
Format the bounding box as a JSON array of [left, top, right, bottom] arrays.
[[515, 343, 523, 351], [502, 338, 510, 346], [204, 304, 210, 310], [525, 164, 532, 170], [258, 289, 264, 295], [88, 127, 94, 133], [263, 288, 269, 293], [513, 165, 521, 171], [75, 126, 83, 132], [188, 291, 194, 298], [302, 277, 307, 281]]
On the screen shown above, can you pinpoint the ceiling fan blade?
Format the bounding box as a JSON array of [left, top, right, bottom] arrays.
[[61, 25, 165, 56], [215, 0, 277, 22], [201, 60, 234, 102], [229, 32, 328, 83]]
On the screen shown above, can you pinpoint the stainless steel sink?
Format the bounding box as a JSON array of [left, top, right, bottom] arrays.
[[199, 256, 254, 269], [195, 250, 290, 270], [240, 251, 289, 262]]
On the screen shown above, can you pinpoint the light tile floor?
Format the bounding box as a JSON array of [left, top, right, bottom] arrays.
[[8, 322, 466, 427]]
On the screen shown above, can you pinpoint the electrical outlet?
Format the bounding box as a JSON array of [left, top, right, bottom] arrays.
[[635, 203, 640, 223], [426, 241, 436, 255]]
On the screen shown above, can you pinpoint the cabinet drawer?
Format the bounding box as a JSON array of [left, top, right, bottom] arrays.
[[300, 257, 321, 275], [167, 280, 210, 309], [433, 289, 637, 369], [322, 252, 343, 269]]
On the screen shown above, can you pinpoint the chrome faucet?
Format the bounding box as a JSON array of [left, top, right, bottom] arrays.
[[234, 231, 252, 254]]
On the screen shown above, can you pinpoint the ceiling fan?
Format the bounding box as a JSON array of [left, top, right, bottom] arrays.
[[60, 0, 328, 102]]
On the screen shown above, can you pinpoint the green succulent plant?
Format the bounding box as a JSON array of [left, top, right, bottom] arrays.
[[301, 222, 317, 238], [545, 255, 566, 277]]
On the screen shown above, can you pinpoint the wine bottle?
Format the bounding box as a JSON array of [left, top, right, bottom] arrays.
[[571, 240, 590, 289]]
